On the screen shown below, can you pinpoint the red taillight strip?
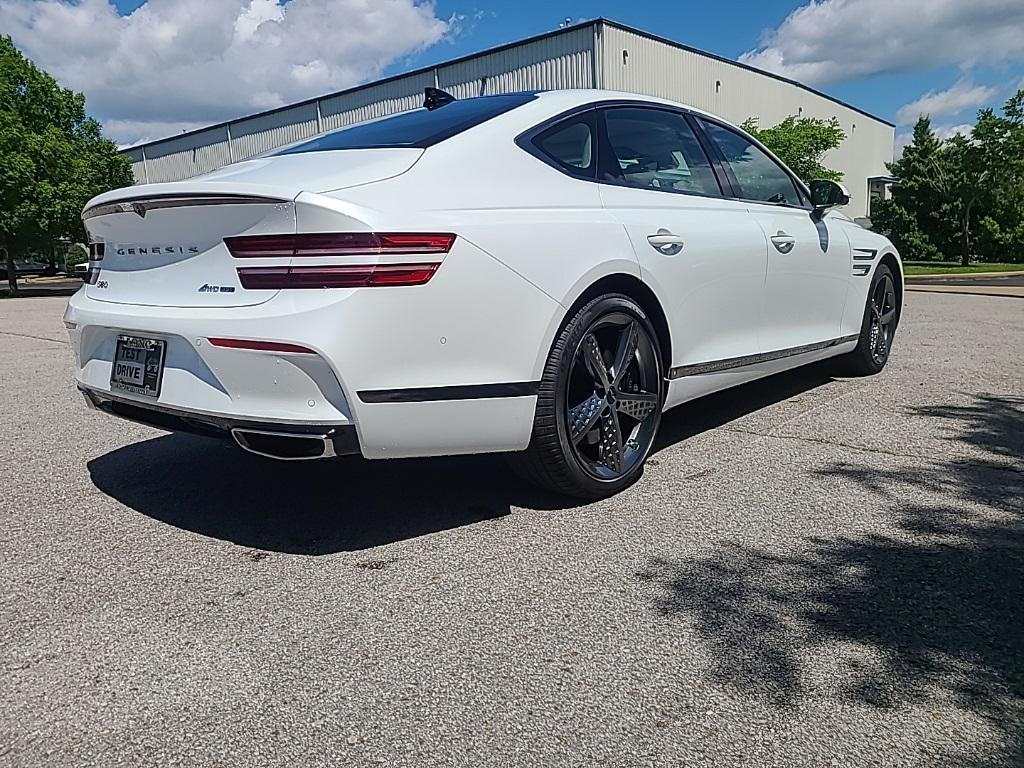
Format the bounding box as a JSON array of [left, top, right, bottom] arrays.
[[207, 338, 316, 354], [224, 233, 456, 258], [237, 263, 440, 290]]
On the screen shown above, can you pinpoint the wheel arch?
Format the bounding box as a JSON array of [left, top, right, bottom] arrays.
[[877, 251, 904, 316], [559, 273, 672, 372]]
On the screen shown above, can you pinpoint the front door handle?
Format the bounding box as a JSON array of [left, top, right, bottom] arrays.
[[647, 229, 685, 255], [770, 231, 796, 254]]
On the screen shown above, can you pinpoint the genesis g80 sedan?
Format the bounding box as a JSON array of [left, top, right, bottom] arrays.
[[67, 88, 902, 498]]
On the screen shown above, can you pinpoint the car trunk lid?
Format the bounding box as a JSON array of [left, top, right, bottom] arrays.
[[80, 149, 422, 308]]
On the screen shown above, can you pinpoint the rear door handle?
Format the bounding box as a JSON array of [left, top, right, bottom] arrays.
[[647, 229, 685, 255], [770, 231, 796, 254]]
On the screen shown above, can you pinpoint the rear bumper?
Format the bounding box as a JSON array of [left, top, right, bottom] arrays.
[[65, 234, 558, 458], [80, 385, 360, 459]]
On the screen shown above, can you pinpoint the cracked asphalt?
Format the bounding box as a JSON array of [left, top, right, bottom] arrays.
[[1, 292, 1022, 767]]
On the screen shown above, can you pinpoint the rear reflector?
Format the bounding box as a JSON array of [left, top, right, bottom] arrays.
[[207, 338, 316, 354], [237, 263, 439, 290], [224, 232, 456, 258]]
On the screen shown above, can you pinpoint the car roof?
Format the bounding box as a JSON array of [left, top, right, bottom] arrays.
[[527, 88, 718, 120]]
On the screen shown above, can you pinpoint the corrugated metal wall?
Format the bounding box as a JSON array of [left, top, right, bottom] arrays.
[[437, 25, 593, 97], [141, 126, 231, 183], [230, 102, 319, 161], [320, 72, 435, 131], [119, 20, 892, 217], [599, 25, 894, 217], [122, 147, 147, 183]]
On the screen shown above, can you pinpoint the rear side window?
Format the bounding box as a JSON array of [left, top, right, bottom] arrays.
[[532, 114, 595, 177], [699, 119, 803, 206], [274, 92, 537, 155], [603, 107, 720, 196]]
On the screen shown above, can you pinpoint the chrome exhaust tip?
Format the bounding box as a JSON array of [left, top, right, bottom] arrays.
[[231, 428, 338, 461]]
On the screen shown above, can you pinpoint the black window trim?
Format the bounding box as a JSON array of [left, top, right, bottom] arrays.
[[515, 99, 813, 212], [594, 104, 725, 199], [692, 114, 813, 211], [517, 106, 600, 181], [515, 104, 600, 181]]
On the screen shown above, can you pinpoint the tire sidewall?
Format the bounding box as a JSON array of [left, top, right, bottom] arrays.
[[856, 264, 898, 374], [550, 294, 664, 495]]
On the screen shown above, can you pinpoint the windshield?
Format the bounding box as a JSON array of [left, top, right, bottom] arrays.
[[274, 92, 538, 155]]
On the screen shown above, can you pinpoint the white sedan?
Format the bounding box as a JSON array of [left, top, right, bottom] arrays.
[[66, 89, 902, 498]]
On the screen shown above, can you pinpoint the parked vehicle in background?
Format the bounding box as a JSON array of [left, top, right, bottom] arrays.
[[0, 257, 51, 281], [65, 89, 902, 498]]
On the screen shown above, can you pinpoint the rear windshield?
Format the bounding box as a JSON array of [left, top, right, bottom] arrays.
[[273, 92, 538, 155]]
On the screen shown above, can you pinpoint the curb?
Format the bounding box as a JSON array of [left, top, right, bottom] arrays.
[[905, 270, 1024, 281], [907, 285, 1024, 299]]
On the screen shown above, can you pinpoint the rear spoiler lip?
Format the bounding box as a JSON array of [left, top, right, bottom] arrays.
[[83, 192, 289, 221]]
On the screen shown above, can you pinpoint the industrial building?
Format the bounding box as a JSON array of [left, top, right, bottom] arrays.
[[121, 18, 895, 218]]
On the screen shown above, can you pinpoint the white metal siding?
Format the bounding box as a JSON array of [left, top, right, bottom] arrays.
[[599, 25, 894, 217], [123, 147, 147, 184], [437, 26, 593, 97], [319, 72, 435, 131], [142, 126, 231, 184], [229, 102, 319, 161]]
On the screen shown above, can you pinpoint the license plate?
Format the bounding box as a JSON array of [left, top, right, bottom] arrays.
[[111, 334, 165, 397]]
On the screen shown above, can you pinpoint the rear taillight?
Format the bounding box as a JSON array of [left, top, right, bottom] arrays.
[[84, 242, 104, 284], [237, 263, 439, 290], [224, 232, 454, 289], [224, 233, 455, 258]]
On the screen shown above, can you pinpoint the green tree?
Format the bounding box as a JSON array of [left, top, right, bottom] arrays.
[[873, 96, 1024, 264], [0, 36, 133, 295], [872, 117, 949, 260], [741, 114, 847, 184]]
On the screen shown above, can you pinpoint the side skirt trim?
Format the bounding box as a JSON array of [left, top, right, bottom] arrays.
[[357, 381, 540, 404], [668, 334, 860, 379]]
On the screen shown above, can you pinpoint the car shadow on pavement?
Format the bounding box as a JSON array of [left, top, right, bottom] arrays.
[[637, 393, 1024, 766], [87, 362, 836, 556]]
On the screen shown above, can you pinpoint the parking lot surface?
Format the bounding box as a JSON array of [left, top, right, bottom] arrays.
[[1, 292, 1021, 767]]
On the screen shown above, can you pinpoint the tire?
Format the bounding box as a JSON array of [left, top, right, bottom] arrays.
[[510, 293, 664, 499], [838, 263, 899, 376]]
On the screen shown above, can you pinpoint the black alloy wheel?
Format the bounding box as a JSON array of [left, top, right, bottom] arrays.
[[511, 293, 664, 498], [840, 263, 900, 376]]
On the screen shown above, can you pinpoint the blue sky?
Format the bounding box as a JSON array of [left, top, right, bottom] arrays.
[[7, 0, 1024, 146]]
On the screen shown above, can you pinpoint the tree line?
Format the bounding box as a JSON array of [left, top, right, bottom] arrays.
[[874, 91, 1024, 266], [1, 36, 133, 295]]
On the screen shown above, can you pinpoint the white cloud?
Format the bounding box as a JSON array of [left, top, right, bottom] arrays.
[[741, 0, 1024, 85], [0, 0, 449, 143], [896, 80, 997, 125], [934, 123, 974, 141]]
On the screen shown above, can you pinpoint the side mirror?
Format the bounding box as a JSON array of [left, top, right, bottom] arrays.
[[809, 179, 850, 219]]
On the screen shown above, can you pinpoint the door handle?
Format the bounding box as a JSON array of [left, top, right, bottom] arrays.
[[770, 231, 796, 254], [647, 229, 685, 255]]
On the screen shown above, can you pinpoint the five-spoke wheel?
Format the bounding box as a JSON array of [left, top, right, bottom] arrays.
[[840, 263, 900, 376], [869, 272, 897, 366], [566, 314, 661, 480], [511, 293, 664, 499]]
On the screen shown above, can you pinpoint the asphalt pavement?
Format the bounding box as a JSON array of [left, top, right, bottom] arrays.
[[1, 292, 1021, 767]]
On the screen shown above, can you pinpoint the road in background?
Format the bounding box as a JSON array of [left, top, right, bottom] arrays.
[[1, 292, 1021, 767]]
